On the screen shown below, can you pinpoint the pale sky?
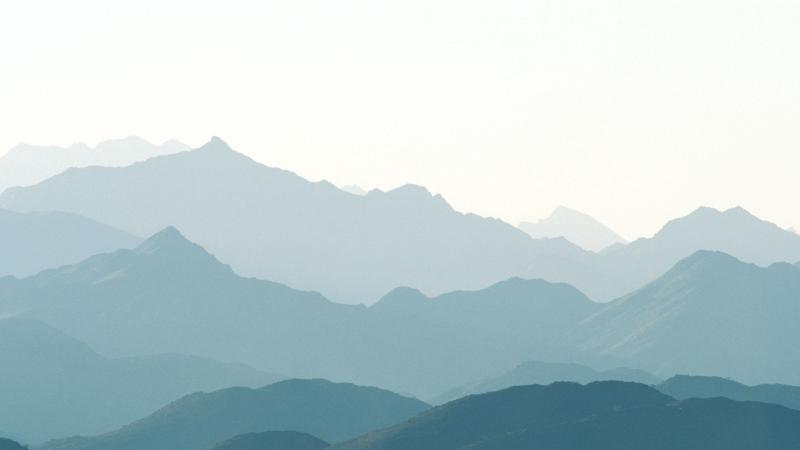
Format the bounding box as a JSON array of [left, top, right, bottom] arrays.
[[2, 0, 799, 239]]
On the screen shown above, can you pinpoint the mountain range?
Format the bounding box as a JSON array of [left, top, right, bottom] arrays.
[[332, 381, 800, 450], [206, 431, 328, 450], [0, 227, 599, 399], [42, 379, 429, 450], [0, 136, 188, 195], [4, 138, 800, 302], [0, 209, 139, 278], [659, 375, 800, 411], [570, 250, 800, 385], [519, 206, 628, 252], [0, 318, 282, 444], [434, 360, 661, 404]]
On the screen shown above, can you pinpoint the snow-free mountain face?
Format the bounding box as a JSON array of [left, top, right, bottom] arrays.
[[0, 136, 189, 195], [658, 375, 800, 412], [41, 379, 429, 450], [519, 206, 628, 252], [570, 251, 800, 385], [0, 209, 140, 278], [0, 227, 601, 399], [331, 381, 800, 450], [0, 137, 598, 304], [0, 318, 282, 445]]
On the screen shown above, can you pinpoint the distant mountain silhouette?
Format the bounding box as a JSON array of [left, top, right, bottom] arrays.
[[570, 250, 800, 385], [0, 439, 27, 450], [0, 209, 139, 277], [340, 184, 368, 196], [0, 136, 188, 194], [42, 379, 429, 450], [0, 137, 605, 303], [519, 206, 628, 252], [0, 227, 603, 399], [332, 381, 800, 450], [596, 206, 800, 297], [659, 375, 800, 411], [434, 360, 661, 404], [0, 318, 281, 444], [206, 431, 328, 450]]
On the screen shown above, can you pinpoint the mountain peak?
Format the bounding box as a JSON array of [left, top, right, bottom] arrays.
[[198, 136, 234, 153], [519, 206, 627, 252], [135, 226, 191, 255]]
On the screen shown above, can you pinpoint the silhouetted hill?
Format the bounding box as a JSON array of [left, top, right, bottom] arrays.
[[332, 381, 800, 450], [598, 206, 800, 296], [372, 277, 599, 341], [659, 375, 800, 411], [0, 228, 601, 399], [0, 136, 188, 194], [42, 379, 429, 450], [435, 360, 661, 404], [570, 250, 800, 385], [207, 431, 328, 450], [0, 209, 139, 277], [0, 137, 605, 303], [0, 318, 281, 444], [0, 439, 27, 450], [519, 206, 628, 252]]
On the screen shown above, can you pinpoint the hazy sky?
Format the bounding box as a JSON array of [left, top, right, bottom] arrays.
[[2, 0, 799, 239]]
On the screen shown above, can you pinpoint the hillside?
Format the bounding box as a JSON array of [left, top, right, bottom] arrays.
[[42, 379, 429, 450], [0, 318, 281, 444], [659, 375, 800, 411], [206, 431, 328, 450]]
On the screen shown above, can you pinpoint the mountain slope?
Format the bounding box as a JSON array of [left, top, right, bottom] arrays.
[[571, 250, 800, 385], [659, 375, 800, 411], [0, 318, 281, 444], [0, 439, 27, 450], [0, 137, 603, 303], [0, 136, 188, 194], [434, 360, 661, 404], [598, 206, 800, 296], [0, 209, 139, 277], [206, 431, 328, 450], [42, 379, 429, 450], [332, 382, 800, 450], [0, 227, 602, 399], [519, 206, 628, 252]]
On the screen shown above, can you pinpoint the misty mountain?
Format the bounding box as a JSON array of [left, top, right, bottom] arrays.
[[0, 318, 281, 444], [206, 431, 328, 450], [0, 209, 139, 278], [339, 184, 368, 196], [0, 439, 27, 450], [519, 206, 628, 252], [332, 381, 800, 450], [0, 136, 188, 194], [42, 379, 429, 450], [597, 206, 800, 296], [0, 137, 605, 303], [434, 360, 661, 404], [659, 375, 800, 411], [570, 250, 800, 385], [0, 227, 597, 399]]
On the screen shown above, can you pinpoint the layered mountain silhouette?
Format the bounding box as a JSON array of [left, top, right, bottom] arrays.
[[0, 136, 188, 194], [519, 206, 628, 252], [434, 360, 661, 404], [659, 375, 800, 411], [570, 250, 800, 385], [206, 431, 328, 450], [0, 318, 281, 444], [0, 209, 139, 277], [5, 138, 799, 301], [597, 205, 800, 295], [0, 227, 599, 398], [42, 379, 429, 450], [0, 137, 607, 303], [0, 439, 27, 450], [332, 381, 800, 450]]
